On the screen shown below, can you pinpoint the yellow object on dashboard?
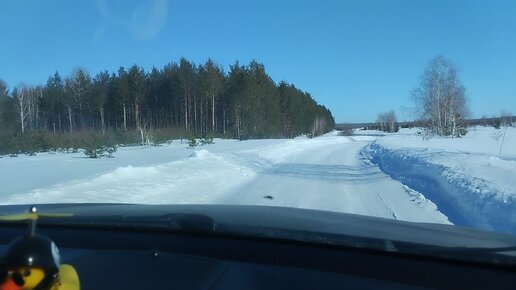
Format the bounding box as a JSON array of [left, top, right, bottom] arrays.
[[0, 265, 79, 290], [54, 264, 80, 290]]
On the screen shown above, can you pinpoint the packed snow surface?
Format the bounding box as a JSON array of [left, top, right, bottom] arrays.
[[1, 126, 515, 234]]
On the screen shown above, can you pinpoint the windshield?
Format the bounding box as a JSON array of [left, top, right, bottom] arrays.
[[0, 0, 515, 254]]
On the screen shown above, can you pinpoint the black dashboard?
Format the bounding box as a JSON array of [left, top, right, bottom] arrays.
[[1, 224, 515, 290]]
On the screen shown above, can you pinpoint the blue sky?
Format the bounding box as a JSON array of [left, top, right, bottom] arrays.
[[0, 0, 515, 123]]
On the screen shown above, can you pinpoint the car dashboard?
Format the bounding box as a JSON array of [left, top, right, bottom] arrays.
[[1, 223, 515, 290]]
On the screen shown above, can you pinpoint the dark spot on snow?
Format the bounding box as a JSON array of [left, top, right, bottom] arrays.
[[263, 195, 274, 200]]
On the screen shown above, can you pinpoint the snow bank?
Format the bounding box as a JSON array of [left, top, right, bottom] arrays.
[[1, 147, 257, 205], [361, 126, 516, 234]]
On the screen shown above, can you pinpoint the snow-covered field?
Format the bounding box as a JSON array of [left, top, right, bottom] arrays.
[[1, 126, 515, 234]]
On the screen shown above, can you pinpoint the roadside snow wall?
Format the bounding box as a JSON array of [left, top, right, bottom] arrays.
[[362, 142, 516, 234]]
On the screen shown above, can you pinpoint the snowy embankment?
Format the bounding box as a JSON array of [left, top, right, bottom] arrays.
[[0, 134, 344, 205], [0, 139, 277, 205], [361, 127, 516, 234]]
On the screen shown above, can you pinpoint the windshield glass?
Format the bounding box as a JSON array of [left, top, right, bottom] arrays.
[[0, 0, 515, 250]]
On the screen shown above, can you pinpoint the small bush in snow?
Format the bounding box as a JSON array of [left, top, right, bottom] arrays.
[[83, 145, 117, 158], [491, 129, 503, 141], [420, 127, 434, 141], [188, 138, 197, 148], [84, 146, 104, 158], [105, 146, 117, 158], [493, 118, 501, 129], [199, 137, 214, 145]]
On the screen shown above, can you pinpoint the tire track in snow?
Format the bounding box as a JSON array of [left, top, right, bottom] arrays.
[[219, 136, 449, 225]]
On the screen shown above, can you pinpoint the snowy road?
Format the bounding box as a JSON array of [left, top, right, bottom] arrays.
[[219, 137, 450, 224], [0, 134, 449, 225]]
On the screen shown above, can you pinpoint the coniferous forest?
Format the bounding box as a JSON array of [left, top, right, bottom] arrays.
[[0, 58, 334, 154]]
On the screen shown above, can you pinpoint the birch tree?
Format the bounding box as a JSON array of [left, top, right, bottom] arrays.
[[13, 85, 32, 134], [377, 110, 398, 133], [411, 56, 469, 137], [115, 67, 130, 131]]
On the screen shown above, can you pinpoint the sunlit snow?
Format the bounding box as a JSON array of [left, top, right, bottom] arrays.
[[1, 126, 515, 233]]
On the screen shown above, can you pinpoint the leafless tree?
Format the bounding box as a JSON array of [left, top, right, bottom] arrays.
[[14, 85, 34, 134], [137, 122, 155, 146], [26, 85, 43, 130], [500, 111, 513, 127], [377, 110, 398, 133], [411, 56, 469, 137], [312, 116, 328, 136]]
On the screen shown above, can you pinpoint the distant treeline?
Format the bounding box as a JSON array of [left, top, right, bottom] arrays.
[[336, 115, 515, 132], [0, 58, 334, 154]]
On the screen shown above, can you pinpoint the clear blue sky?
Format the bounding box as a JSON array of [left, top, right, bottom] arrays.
[[1, 0, 515, 123]]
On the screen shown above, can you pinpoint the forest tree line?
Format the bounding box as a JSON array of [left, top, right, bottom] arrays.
[[0, 58, 334, 154]]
